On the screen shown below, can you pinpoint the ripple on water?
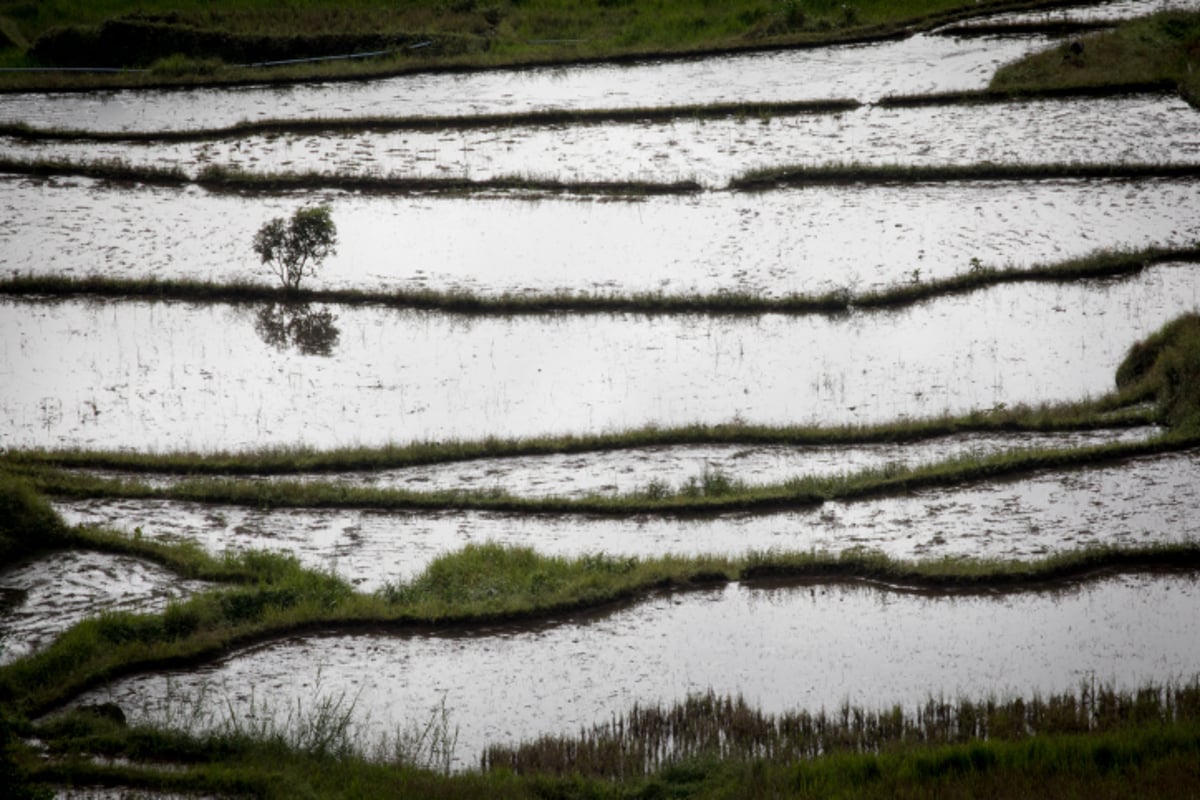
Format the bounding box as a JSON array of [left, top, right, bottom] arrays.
[[62, 573, 1200, 770], [0, 551, 209, 665], [3, 95, 1196, 187], [53, 449, 1200, 590], [3, 175, 1196, 297]]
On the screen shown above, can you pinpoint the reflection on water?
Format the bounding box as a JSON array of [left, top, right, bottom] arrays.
[[3, 265, 1198, 451], [5, 94, 1195, 187], [63, 574, 1200, 770], [0, 551, 209, 666], [52, 447, 1200, 590], [4, 175, 1196, 298], [253, 303, 340, 357], [0, 35, 1052, 132]]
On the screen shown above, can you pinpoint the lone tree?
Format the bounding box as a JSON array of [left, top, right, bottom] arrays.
[[253, 205, 337, 292]]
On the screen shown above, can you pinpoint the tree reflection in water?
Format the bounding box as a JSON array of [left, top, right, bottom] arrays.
[[253, 303, 340, 357]]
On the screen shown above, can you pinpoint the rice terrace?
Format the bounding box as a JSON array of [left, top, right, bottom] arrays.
[[3, 0, 1200, 797]]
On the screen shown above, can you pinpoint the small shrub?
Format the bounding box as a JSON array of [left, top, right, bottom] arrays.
[[252, 205, 338, 292]]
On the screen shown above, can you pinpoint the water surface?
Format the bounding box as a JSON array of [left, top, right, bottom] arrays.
[[55, 448, 1200, 589], [3, 266, 1197, 450], [5, 95, 1195, 187], [3, 175, 1196, 297], [66, 573, 1200, 770]]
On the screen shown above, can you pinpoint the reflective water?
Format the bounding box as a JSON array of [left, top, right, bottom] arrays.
[[5, 95, 1196, 187], [0, 35, 1053, 132], [945, 0, 1200, 26], [5, 175, 1197, 297], [55, 448, 1200, 589], [0, 550, 209, 665], [64, 428, 1160, 497], [3, 266, 1197, 451], [65, 573, 1200, 770]]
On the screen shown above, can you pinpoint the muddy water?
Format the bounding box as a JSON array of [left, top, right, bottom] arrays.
[[4, 175, 1196, 297], [0, 551, 209, 665], [53, 448, 1200, 589], [64, 573, 1200, 770], [3, 266, 1196, 451], [0, 36, 1054, 133], [5, 95, 1195, 187], [66, 428, 1161, 497]]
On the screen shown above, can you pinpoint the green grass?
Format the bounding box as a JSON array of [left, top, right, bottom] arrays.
[[991, 11, 1200, 108], [4, 431, 1189, 516], [0, 0, 1082, 91], [2, 245, 1196, 318], [4, 526, 1200, 719], [14, 715, 1200, 798]]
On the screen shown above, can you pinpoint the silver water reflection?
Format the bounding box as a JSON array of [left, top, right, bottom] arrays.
[[0, 550, 209, 665], [5, 95, 1194, 187], [65, 428, 1161, 497], [55, 448, 1200, 589], [67, 574, 1200, 770], [3, 265, 1198, 450], [947, 0, 1200, 26], [0, 36, 1052, 133], [4, 175, 1198, 297]]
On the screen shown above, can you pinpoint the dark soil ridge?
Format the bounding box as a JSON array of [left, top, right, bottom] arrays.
[[1, 246, 1195, 318], [22, 545, 1200, 721], [0, 0, 1104, 95]]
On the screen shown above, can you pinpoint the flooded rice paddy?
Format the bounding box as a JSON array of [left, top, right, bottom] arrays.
[[51, 448, 1200, 590], [3, 265, 1197, 451], [65, 573, 1200, 770], [62, 428, 1160, 497], [4, 175, 1197, 297], [0, 550, 209, 666], [0, 36, 1053, 133], [4, 0, 1200, 775], [5, 95, 1196, 187], [947, 0, 1200, 26]]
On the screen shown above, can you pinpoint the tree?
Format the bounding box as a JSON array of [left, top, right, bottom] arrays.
[[252, 205, 337, 292]]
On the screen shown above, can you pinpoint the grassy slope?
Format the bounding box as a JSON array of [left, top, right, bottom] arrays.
[[0, 0, 1076, 87], [991, 10, 1200, 105]]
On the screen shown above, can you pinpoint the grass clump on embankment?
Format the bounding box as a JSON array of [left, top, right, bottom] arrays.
[[1115, 312, 1200, 432], [991, 11, 1200, 107]]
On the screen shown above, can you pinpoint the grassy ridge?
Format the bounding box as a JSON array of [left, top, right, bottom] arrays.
[[6, 155, 1200, 194], [991, 11, 1200, 108], [4, 518, 1200, 719], [729, 161, 1200, 190], [6, 433, 1192, 516], [20, 715, 1200, 798], [0, 0, 1085, 90], [2, 245, 1196, 317]]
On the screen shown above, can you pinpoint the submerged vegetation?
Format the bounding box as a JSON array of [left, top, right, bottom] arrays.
[[4, 4, 1200, 797], [2, 245, 1197, 317]]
